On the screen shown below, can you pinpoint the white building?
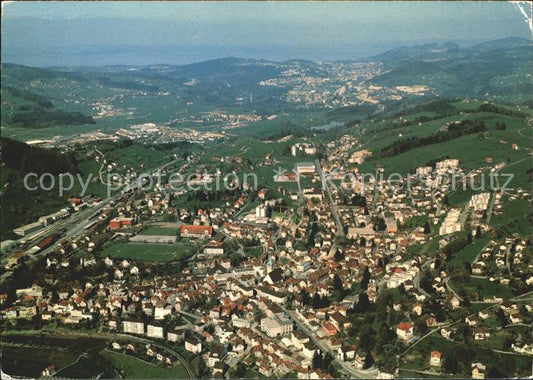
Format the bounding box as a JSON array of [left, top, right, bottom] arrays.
[[185, 336, 202, 353], [146, 323, 164, 339], [396, 322, 414, 341], [261, 315, 293, 337], [416, 166, 432, 176], [296, 162, 316, 174], [123, 319, 145, 335], [439, 208, 462, 235], [436, 159, 459, 174]]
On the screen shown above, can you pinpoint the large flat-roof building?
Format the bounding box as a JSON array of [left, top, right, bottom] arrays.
[[295, 162, 316, 175], [122, 319, 145, 335], [261, 315, 293, 337], [13, 221, 43, 237]]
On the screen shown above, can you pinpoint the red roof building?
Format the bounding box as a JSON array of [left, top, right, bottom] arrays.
[[396, 322, 414, 341], [430, 351, 442, 367], [322, 321, 338, 336], [109, 219, 122, 230], [180, 225, 214, 239]]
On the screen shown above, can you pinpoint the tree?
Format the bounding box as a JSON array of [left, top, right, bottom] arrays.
[[332, 274, 345, 302], [355, 293, 371, 313], [334, 249, 344, 262], [312, 292, 322, 309], [364, 352, 374, 369], [444, 352, 459, 374], [194, 356, 209, 378], [300, 288, 310, 307], [265, 204, 273, 218], [233, 363, 246, 378], [307, 222, 318, 248], [374, 325, 397, 355], [361, 266, 371, 289], [487, 367, 504, 378], [332, 274, 343, 292], [358, 324, 376, 351], [322, 353, 334, 374], [476, 225, 482, 238], [312, 351, 323, 369], [414, 317, 429, 335], [460, 324, 472, 344], [375, 217, 387, 231], [423, 220, 431, 234]]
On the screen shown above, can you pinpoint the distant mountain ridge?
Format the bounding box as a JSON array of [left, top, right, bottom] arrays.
[[2, 37, 530, 70], [367, 37, 531, 63], [367, 37, 533, 97], [1, 36, 531, 131]]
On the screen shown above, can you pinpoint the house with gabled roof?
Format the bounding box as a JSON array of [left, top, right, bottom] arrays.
[[429, 351, 442, 367], [396, 322, 413, 341]]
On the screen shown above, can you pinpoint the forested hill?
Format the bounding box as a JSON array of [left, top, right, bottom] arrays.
[[0, 137, 78, 175]]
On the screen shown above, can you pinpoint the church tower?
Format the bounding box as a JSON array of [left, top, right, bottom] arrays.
[[267, 253, 274, 273]]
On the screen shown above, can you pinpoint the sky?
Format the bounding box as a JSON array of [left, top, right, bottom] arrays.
[[1, 1, 531, 67]]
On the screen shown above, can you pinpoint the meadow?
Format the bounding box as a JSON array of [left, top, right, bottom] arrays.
[[141, 226, 178, 236], [98, 241, 197, 262], [101, 350, 189, 379]]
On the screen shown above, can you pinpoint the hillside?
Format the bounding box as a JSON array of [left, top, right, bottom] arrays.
[[368, 38, 533, 98], [1, 65, 96, 129], [334, 99, 533, 187]]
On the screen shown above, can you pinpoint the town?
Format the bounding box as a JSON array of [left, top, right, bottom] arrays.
[[2, 2, 532, 378], [2, 125, 531, 379]]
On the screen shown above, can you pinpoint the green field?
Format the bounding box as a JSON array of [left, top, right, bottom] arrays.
[[101, 350, 189, 379], [55, 356, 109, 378], [490, 198, 533, 237], [449, 237, 490, 267], [1, 335, 111, 378], [244, 245, 263, 257], [98, 241, 196, 262], [450, 277, 514, 301], [142, 227, 178, 236], [105, 144, 174, 170], [2, 345, 81, 378]]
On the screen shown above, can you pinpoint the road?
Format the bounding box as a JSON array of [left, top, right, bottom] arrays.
[[93, 146, 110, 185], [285, 309, 378, 379], [315, 159, 344, 237], [177, 310, 201, 321], [471, 240, 493, 269]]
